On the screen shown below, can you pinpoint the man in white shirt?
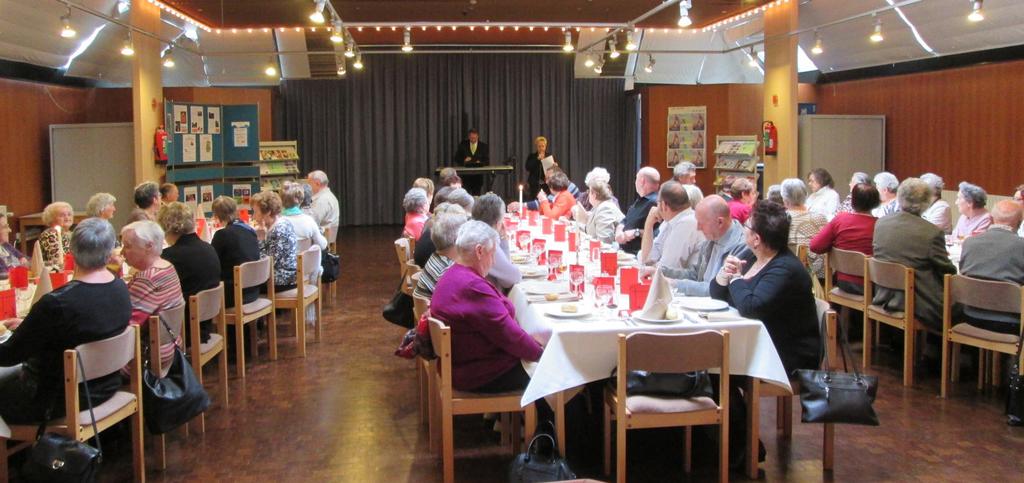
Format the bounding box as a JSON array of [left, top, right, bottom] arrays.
[[640, 181, 705, 271], [307, 170, 340, 229]]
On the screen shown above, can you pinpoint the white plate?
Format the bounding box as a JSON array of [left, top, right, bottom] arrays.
[[617, 252, 635, 261], [519, 265, 547, 278], [523, 281, 570, 295], [544, 304, 593, 319], [631, 310, 685, 324], [674, 296, 729, 312]]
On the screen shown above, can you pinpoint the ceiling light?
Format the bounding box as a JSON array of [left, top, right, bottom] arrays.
[[625, 30, 637, 51], [59, 9, 76, 39], [162, 49, 175, 68], [330, 21, 343, 43], [337, 62, 346, 76], [120, 33, 134, 56], [811, 31, 823, 55], [583, 54, 595, 68], [344, 42, 355, 58], [968, 1, 984, 22], [678, 0, 693, 28], [309, 0, 326, 24], [402, 29, 413, 52], [562, 31, 574, 52], [593, 60, 603, 74], [353, 53, 364, 69], [870, 19, 884, 43], [264, 61, 278, 77], [608, 39, 619, 59], [644, 54, 655, 73]]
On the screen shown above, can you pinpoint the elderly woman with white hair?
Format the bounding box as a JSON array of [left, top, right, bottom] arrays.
[[872, 178, 957, 330], [575, 167, 617, 211], [402, 187, 431, 240], [806, 168, 840, 220], [919, 173, 952, 234], [472, 193, 522, 290], [430, 221, 543, 393], [38, 201, 74, 272], [121, 220, 184, 371], [780, 178, 828, 278], [952, 181, 993, 239], [839, 172, 872, 213], [413, 202, 468, 268], [871, 172, 900, 218], [85, 193, 117, 220], [579, 181, 624, 244], [282, 182, 327, 250], [0, 218, 130, 424], [414, 212, 469, 299]]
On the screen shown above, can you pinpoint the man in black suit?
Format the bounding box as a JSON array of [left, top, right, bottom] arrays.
[[452, 128, 490, 195]]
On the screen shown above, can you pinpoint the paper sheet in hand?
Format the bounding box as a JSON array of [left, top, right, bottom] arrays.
[[541, 155, 555, 171]]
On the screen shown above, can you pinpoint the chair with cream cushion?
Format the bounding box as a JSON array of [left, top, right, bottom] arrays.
[[225, 256, 276, 379], [189, 282, 229, 433], [603, 330, 730, 483], [274, 246, 322, 356]]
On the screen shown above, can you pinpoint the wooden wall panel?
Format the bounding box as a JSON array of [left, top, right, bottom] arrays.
[[816, 60, 1024, 196]]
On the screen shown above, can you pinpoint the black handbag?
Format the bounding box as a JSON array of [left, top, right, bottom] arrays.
[[321, 251, 340, 283], [382, 279, 415, 329], [1005, 343, 1024, 426], [21, 354, 102, 483], [609, 368, 714, 399], [796, 313, 880, 426], [142, 317, 211, 435], [507, 432, 576, 483]]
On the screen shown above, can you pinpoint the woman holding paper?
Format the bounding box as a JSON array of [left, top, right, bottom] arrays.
[[524, 136, 553, 199], [38, 201, 74, 273]]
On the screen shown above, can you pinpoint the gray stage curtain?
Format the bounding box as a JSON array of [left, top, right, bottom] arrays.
[[279, 54, 634, 226]]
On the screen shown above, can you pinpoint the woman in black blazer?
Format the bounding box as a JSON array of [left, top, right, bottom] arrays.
[[524, 136, 552, 199], [210, 196, 261, 309], [710, 200, 821, 375]]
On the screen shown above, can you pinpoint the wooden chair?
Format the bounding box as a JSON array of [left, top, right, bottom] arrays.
[[274, 246, 322, 356], [225, 256, 277, 379], [147, 303, 187, 470], [789, 242, 810, 270], [824, 248, 870, 315], [941, 274, 1024, 397], [325, 225, 339, 301], [296, 237, 313, 252], [746, 299, 839, 477], [864, 257, 921, 386], [0, 326, 145, 482], [604, 330, 730, 483], [188, 282, 230, 433], [411, 291, 438, 453], [395, 238, 414, 296], [427, 317, 536, 483]]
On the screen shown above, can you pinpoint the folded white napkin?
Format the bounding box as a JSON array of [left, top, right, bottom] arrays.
[[29, 242, 44, 278], [639, 268, 673, 320], [32, 269, 52, 305]]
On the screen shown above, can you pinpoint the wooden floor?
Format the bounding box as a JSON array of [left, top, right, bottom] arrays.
[[81, 226, 1024, 482]]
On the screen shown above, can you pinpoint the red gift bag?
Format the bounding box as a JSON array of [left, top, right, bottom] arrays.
[[532, 239, 547, 266], [568, 231, 578, 252], [553, 223, 566, 242], [569, 264, 585, 296], [630, 282, 652, 312], [0, 289, 15, 318], [517, 230, 532, 251], [63, 253, 75, 272], [542, 217, 553, 235], [619, 267, 638, 295], [600, 251, 618, 276], [50, 271, 69, 290], [9, 267, 28, 290], [547, 250, 563, 281]]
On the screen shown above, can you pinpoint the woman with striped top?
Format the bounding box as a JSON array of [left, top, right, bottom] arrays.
[[414, 211, 468, 299], [121, 220, 185, 371]]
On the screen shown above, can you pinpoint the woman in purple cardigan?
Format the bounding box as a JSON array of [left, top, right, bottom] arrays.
[[430, 220, 543, 393]]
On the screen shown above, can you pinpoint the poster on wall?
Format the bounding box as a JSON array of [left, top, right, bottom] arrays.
[[200, 185, 214, 213], [207, 107, 221, 134], [232, 121, 250, 147], [667, 106, 707, 168], [232, 184, 252, 209], [199, 134, 213, 162], [173, 105, 188, 134], [182, 135, 197, 163], [183, 186, 198, 212], [190, 106, 204, 134]]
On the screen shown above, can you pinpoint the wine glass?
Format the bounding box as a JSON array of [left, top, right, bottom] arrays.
[[595, 284, 614, 316]]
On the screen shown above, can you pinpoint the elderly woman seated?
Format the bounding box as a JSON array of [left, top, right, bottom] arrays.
[[575, 167, 617, 211], [38, 201, 74, 272], [412, 178, 435, 208], [121, 220, 184, 371], [780, 178, 828, 279], [281, 183, 327, 250], [471, 193, 522, 290], [210, 196, 261, 309], [952, 181, 992, 239], [414, 211, 469, 299], [536, 171, 576, 220], [872, 178, 957, 331], [872, 172, 900, 217], [85, 192, 117, 220], [919, 173, 951, 234], [252, 191, 299, 293], [810, 183, 880, 295], [159, 202, 221, 339], [0, 218, 130, 424], [0, 214, 27, 280], [129, 181, 161, 223], [430, 221, 543, 393], [577, 181, 624, 244], [414, 203, 468, 269], [839, 172, 872, 213], [805, 168, 841, 220], [711, 201, 821, 375], [402, 187, 431, 240]]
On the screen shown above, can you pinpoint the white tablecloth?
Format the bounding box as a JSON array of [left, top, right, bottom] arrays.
[[510, 282, 792, 407]]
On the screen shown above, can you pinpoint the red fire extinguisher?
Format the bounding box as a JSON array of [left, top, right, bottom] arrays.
[[762, 121, 778, 156]]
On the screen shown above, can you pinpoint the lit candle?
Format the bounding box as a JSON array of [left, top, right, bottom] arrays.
[[518, 184, 524, 218]]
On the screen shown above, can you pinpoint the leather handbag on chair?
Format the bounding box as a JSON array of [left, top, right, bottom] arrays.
[[142, 319, 211, 435], [797, 314, 880, 426], [507, 432, 576, 483], [382, 279, 415, 329], [21, 355, 102, 483]]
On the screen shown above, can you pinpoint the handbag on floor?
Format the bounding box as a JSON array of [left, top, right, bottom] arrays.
[[382, 279, 415, 329], [21, 354, 102, 483], [321, 251, 340, 283], [142, 316, 211, 435], [508, 430, 576, 482], [1006, 343, 1024, 426], [796, 312, 880, 426]]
